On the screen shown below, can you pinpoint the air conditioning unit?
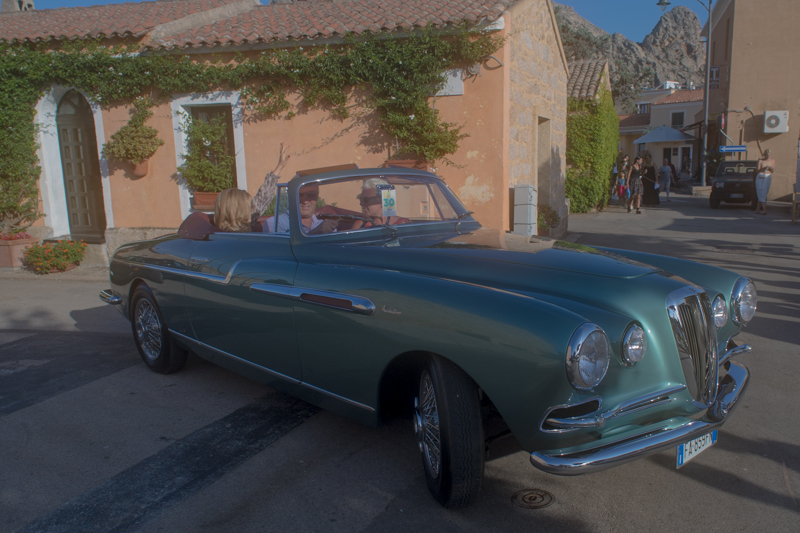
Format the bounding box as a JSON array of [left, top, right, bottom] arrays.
[[764, 110, 789, 133]]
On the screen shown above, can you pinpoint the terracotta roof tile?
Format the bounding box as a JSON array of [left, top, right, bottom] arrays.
[[652, 89, 704, 105], [0, 0, 244, 44], [619, 113, 651, 128], [151, 1, 516, 50], [567, 60, 607, 100]]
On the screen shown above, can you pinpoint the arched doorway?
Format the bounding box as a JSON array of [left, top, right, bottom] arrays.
[[56, 90, 106, 241]]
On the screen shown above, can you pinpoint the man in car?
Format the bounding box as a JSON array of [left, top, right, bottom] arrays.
[[264, 183, 337, 234]]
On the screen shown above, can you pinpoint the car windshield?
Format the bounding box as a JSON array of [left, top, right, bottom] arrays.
[[718, 163, 757, 176], [273, 174, 471, 237]]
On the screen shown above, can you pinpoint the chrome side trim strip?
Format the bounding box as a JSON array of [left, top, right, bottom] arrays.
[[168, 330, 375, 414], [298, 381, 376, 413], [99, 289, 122, 305], [250, 283, 375, 316], [169, 330, 300, 384], [115, 259, 242, 285], [719, 343, 751, 365], [544, 385, 687, 431]]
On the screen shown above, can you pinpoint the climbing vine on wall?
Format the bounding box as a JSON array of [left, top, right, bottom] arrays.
[[564, 84, 619, 213], [0, 27, 502, 232]]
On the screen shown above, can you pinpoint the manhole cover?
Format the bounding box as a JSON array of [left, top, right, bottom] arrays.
[[511, 488, 555, 509]]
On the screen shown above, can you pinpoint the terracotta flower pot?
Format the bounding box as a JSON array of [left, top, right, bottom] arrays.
[[192, 191, 220, 210], [537, 227, 549, 237], [132, 159, 150, 177], [0, 237, 38, 268], [48, 263, 78, 274]]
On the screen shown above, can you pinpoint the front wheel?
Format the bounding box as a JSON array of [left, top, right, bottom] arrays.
[[709, 196, 721, 209], [131, 285, 187, 374], [414, 355, 484, 508]]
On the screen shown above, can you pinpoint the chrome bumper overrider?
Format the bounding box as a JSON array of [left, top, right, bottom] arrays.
[[99, 289, 122, 305], [530, 360, 749, 475]]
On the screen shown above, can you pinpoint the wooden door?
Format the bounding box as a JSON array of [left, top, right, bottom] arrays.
[[57, 91, 106, 241]]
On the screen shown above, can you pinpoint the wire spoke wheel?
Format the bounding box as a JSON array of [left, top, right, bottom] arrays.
[[135, 298, 162, 361], [416, 371, 442, 478]]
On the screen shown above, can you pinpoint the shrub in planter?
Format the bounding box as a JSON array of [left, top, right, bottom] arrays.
[[538, 204, 561, 232], [102, 97, 165, 166], [23, 239, 87, 274], [0, 232, 37, 268], [178, 115, 235, 193]]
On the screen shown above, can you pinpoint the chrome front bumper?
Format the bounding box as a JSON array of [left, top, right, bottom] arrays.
[[99, 289, 122, 305], [530, 360, 749, 475]]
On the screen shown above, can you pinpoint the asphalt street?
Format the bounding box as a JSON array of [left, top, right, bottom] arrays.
[[0, 194, 798, 532]]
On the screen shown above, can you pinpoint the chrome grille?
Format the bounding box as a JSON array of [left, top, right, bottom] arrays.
[[667, 287, 718, 406]]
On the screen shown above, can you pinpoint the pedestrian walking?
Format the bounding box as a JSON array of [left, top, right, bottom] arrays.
[[658, 158, 675, 202], [755, 149, 775, 215], [617, 155, 630, 207], [642, 155, 660, 206], [627, 156, 644, 214]]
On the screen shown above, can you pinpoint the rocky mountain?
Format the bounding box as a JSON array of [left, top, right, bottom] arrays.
[[554, 3, 706, 91]]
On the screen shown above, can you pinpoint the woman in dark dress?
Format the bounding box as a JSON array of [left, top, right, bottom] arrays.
[[641, 155, 660, 206]]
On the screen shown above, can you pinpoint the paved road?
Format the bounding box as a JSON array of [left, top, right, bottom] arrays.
[[1, 195, 798, 532]]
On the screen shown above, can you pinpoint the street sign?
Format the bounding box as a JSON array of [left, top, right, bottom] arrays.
[[719, 145, 747, 153]]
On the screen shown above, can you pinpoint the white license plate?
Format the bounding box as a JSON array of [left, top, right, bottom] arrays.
[[730, 194, 744, 198], [676, 430, 717, 468]]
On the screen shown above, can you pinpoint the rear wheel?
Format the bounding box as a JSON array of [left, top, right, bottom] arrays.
[[414, 355, 484, 508], [750, 196, 758, 211], [131, 284, 187, 374]]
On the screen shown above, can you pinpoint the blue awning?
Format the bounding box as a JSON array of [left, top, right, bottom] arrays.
[[634, 125, 697, 144]]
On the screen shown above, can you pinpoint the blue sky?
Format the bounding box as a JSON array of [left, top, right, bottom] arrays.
[[34, 0, 707, 44]]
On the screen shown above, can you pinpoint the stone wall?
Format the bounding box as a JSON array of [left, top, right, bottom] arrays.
[[507, 0, 569, 237]]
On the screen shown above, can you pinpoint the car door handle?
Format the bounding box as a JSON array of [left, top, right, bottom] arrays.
[[250, 283, 375, 316], [193, 257, 211, 263]]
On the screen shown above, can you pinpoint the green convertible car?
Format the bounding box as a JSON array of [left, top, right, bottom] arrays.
[[100, 168, 757, 508]]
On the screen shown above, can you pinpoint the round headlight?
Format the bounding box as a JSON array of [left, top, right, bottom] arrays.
[[621, 324, 647, 366], [566, 323, 610, 390], [712, 295, 728, 329], [731, 278, 757, 325]]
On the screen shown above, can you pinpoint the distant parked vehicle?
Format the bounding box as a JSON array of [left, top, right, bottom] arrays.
[[710, 161, 758, 209]]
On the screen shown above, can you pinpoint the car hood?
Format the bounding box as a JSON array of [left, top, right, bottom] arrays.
[[349, 228, 659, 279]]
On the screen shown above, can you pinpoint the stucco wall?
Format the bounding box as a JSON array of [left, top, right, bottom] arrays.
[[721, 0, 800, 200], [505, 0, 569, 235], [33, 5, 568, 241], [650, 101, 704, 129]]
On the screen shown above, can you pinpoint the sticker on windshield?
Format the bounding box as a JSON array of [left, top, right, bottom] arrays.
[[378, 184, 397, 217]]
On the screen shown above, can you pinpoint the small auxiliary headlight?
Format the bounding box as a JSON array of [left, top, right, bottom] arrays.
[[712, 295, 728, 329], [566, 323, 610, 391], [621, 324, 647, 366]]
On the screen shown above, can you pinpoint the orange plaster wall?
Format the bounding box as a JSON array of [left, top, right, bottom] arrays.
[[238, 40, 508, 230], [102, 101, 184, 228], [97, 31, 508, 231]]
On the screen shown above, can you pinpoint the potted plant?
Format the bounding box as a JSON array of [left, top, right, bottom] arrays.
[[178, 115, 236, 209], [1, 146, 41, 267], [0, 232, 39, 268], [23, 239, 87, 274], [102, 97, 165, 177], [537, 204, 560, 236]]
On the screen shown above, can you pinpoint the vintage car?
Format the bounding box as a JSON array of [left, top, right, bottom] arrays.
[[100, 168, 757, 508], [710, 160, 758, 209]]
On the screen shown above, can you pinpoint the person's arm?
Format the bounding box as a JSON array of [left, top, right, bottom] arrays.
[[251, 143, 291, 223]]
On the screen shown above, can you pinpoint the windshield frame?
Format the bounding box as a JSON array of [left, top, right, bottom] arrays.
[[286, 169, 478, 245]]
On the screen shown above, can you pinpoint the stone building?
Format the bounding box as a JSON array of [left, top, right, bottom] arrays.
[[703, 0, 799, 201], [0, 0, 568, 258]]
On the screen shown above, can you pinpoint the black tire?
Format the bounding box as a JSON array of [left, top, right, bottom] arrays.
[[750, 197, 758, 211], [130, 284, 187, 374], [414, 355, 484, 508], [709, 196, 721, 209]]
